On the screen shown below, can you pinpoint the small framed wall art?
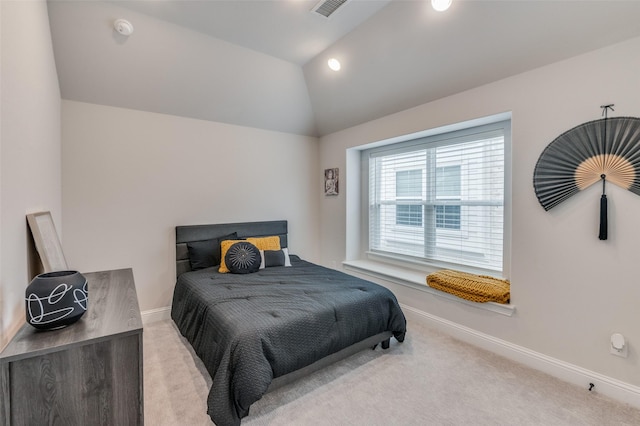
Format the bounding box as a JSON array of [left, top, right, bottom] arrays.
[[324, 168, 339, 196]]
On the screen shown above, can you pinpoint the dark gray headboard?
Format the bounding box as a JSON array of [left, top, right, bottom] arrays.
[[175, 220, 288, 278]]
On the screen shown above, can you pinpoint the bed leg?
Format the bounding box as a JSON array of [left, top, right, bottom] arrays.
[[381, 338, 390, 350]]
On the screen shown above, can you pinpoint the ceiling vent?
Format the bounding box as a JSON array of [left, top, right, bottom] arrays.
[[311, 0, 351, 18]]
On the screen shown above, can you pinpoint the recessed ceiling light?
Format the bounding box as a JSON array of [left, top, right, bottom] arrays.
[[328, 58, 341, 71], [431, 0, 452, 12]]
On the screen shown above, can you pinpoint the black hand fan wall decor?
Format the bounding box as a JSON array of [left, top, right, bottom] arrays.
[[533, 105, 640, 240]]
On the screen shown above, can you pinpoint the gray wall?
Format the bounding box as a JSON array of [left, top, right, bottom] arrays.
[[61, 101, 320, 312], [0, 0, 62, 350], [319, 36, 640, 388]]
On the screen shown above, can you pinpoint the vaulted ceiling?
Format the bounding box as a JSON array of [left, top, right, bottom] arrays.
[[48, 1, 640, 137]]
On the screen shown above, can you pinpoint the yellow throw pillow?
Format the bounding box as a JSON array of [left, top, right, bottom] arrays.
[[219, 236, 281, 273], [218, 239, 248, 273], [247, 236, 281, 251]]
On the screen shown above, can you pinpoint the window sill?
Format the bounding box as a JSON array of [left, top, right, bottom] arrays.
[[342, 259, 516, 317]]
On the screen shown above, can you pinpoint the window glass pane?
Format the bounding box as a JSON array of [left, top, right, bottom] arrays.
[[436, 165, 460, 198], [397, 205, 423, 226], [396, 169, 422, 197], [435, 205, 460, 229]]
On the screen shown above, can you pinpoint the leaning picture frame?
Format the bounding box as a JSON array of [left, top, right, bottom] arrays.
[[26, 211, 68, 272]]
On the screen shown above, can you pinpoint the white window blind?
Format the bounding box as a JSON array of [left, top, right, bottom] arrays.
[[367, 122, 506, 272]]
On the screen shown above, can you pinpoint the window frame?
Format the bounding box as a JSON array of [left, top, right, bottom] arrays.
[[360, 119, 511, 277]]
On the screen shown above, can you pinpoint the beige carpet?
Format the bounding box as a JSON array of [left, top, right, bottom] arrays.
[[143, 320, 640, 425]]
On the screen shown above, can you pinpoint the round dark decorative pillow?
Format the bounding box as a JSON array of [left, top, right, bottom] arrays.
[[225, 242, 261, 274]]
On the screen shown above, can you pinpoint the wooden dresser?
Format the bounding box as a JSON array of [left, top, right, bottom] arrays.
[[0, 268, 143, 425]]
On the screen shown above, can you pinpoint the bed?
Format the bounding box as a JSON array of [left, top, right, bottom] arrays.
[[171, 220, 407, 426]]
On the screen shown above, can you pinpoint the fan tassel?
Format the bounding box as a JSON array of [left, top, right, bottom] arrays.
[[599, 194, 607, 240], [599, 174, 607, 240]]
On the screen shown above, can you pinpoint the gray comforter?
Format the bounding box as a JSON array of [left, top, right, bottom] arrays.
[[171, 256, 406, 426]]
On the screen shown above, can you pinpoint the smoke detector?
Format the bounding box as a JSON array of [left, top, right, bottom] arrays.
[[114, 19, 134, 36]]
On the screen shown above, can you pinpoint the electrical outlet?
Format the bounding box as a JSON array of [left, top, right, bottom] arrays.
[[610, 333, 628, 358]]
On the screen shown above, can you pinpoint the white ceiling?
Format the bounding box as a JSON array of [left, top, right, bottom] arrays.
[[115, 0, 392, 65], [47, 1, 640, 137]]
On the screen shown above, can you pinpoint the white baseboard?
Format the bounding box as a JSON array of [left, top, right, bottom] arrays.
[[401, 304, 640, 410], [141, 306, 171, 325]]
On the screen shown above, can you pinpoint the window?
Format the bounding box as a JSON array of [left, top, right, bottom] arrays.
[[366, 121, 508, 273]]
